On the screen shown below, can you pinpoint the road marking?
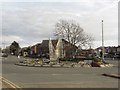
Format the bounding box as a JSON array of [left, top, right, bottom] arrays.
[[52, 74, 63, 75], [0, 76, 22, 90], [72, 74, 81, 75], [52, 74, 82, 76]]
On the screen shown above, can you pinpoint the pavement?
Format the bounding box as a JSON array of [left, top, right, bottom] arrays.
[[1, 55, 119, 88]]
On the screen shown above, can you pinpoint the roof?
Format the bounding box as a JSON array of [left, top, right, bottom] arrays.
[[42, 40, 58, 48], [29, 39, 78, 49]]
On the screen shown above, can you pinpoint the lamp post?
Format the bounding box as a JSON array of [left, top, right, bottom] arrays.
[[102, 20, 104, 61]]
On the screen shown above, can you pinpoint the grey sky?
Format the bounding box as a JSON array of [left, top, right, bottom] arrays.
[[1, 0, 119, 49], [118, 2, 120, 45]]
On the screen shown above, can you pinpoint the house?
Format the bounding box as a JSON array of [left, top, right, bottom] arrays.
[[76, 48, 96, 57], [26, 39, 78, 58], [96, 46, 120, 58], [19, 47, 29, 57]]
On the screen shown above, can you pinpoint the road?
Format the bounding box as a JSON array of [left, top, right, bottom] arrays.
[[1, 55, 119, 88]]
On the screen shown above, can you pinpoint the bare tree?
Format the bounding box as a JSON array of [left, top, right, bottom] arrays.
[[54, 19, 94, 48]]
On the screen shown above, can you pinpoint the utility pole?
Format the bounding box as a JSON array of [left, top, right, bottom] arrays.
[[102, 20, 104, 61]]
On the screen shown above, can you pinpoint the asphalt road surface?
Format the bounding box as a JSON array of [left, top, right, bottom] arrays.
[[1, 55, 119, 88]]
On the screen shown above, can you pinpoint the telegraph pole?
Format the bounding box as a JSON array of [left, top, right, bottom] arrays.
[[102, 20, 104, 61]]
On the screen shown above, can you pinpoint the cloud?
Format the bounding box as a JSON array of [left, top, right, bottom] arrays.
[[2, 35, 24, 47], [1, 1, 119, 48]]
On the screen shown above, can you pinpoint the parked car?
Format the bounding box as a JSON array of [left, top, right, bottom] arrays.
[[42, 58, 50, 64], [2, 53, 8, 57]]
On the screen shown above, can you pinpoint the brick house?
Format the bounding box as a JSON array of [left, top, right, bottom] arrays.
[[28, 39, 78, 58], [96, 46, 120, 58]]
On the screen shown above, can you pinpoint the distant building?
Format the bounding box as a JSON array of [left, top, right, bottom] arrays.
[[19, 47, 29, 57], [117, 46, 120, 53], [76, 48, 96, 57], [76, 46, 120, 58], [96, 46, 120, 58], [21, 39, 78, 58]]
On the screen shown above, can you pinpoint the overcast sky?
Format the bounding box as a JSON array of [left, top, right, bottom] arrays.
[[1, 0, 119, 49]]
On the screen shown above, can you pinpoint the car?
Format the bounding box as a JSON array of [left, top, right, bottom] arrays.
[[114, 54, 120, 58], [42, 58, 50, 64], [1, 53, 8, 57]]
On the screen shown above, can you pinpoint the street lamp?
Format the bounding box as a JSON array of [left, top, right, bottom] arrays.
[[102, 20, 104, 61]]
